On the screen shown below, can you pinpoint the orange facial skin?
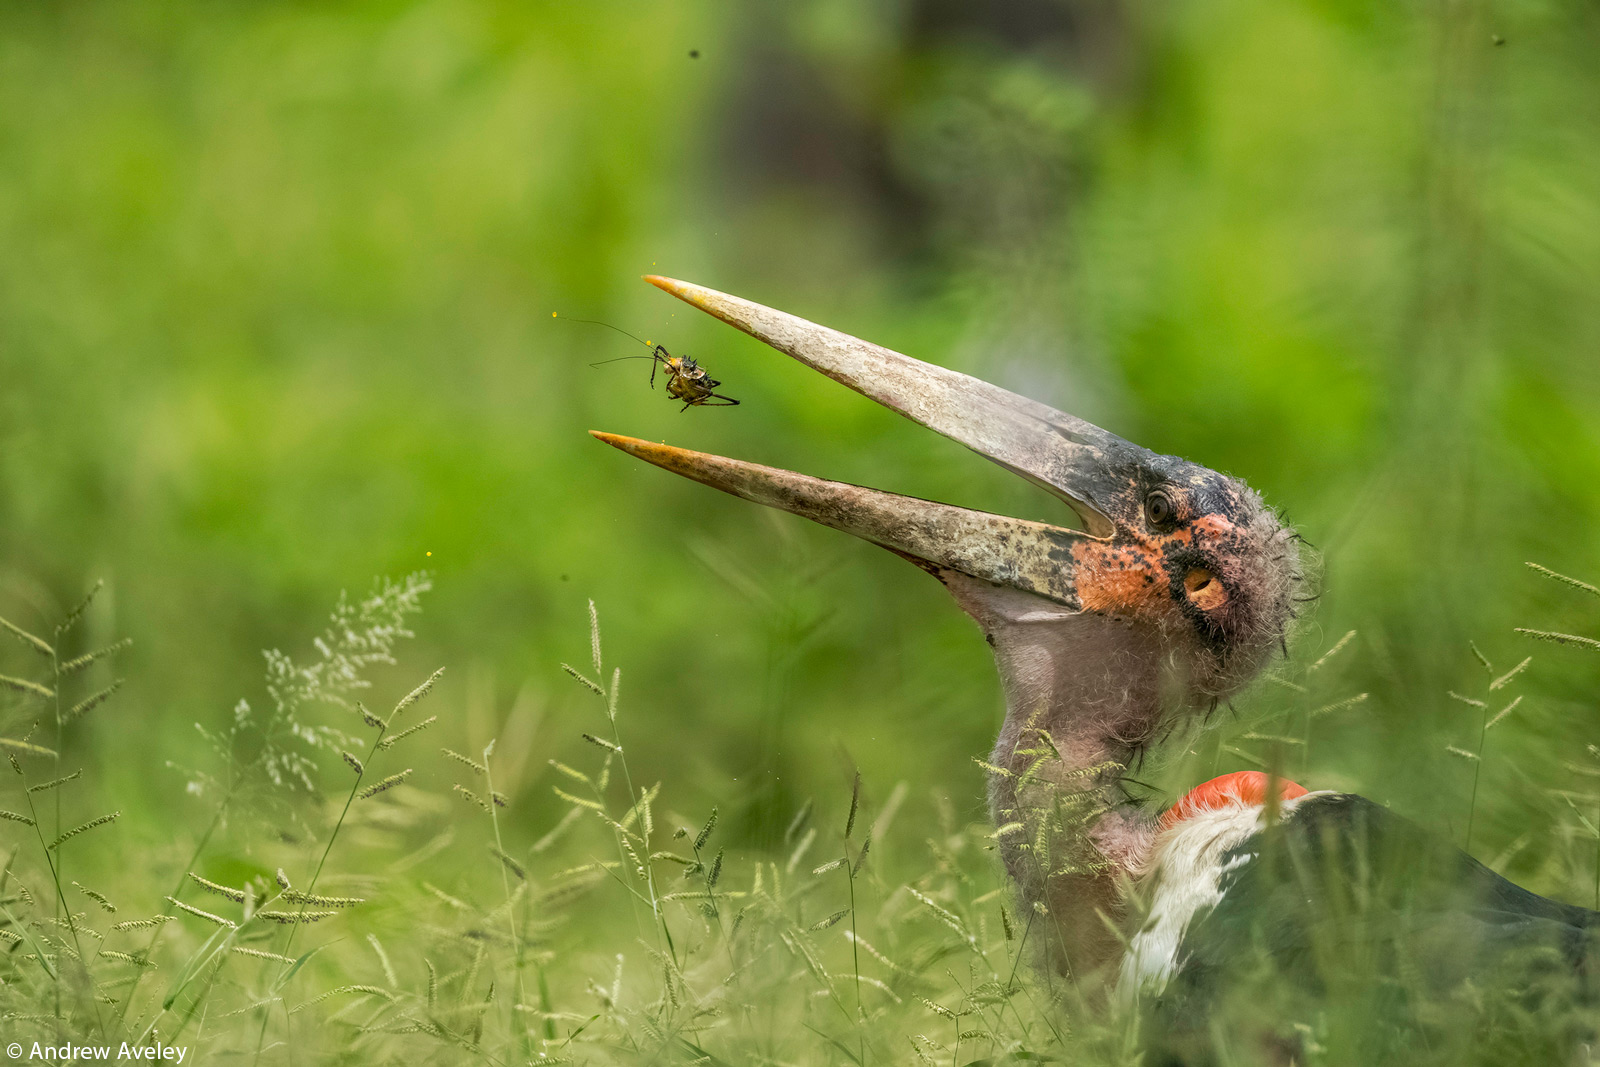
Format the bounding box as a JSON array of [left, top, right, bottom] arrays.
[[1071, 538, 1170, 615], [1070, 512, 1246, 621], [1060, 469, 1299, 697]]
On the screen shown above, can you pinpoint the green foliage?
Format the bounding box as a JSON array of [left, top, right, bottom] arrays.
[[0, 576, 1591, 1063], [1, 0, 1599, 1062], [0, 0, 1596, 840]]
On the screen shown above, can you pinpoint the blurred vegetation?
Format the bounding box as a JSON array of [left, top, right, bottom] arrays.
[[1, 0, 1599, 1061]]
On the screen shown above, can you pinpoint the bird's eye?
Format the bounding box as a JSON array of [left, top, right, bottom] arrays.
[[1144, 491, 1176, 529]]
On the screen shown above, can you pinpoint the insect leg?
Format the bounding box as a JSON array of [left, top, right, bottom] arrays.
[[650, 345, 670, 390]]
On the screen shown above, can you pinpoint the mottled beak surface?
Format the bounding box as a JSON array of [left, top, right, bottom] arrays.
[[588, 275, 1156, 611], [589, 430, 1091, 608], [591, 276, 1298, 662], [634, 275, 1143, 539]]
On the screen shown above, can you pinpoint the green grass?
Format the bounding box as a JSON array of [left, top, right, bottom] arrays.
[[0, 580, 1088, 1064], [2, 0, 1599, 1061], [0, 565, 1594, 1065]]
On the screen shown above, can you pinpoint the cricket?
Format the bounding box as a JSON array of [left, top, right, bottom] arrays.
[[557, 312, 740, 411]]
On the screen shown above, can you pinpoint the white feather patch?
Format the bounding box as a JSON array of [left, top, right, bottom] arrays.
[[1115, 791, 1328, 1007]]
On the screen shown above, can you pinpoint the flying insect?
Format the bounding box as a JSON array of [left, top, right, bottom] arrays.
[[559, 313, 740, 411]]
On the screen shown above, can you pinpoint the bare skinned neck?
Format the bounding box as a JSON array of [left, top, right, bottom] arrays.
[[942, 574, 1169, 980]]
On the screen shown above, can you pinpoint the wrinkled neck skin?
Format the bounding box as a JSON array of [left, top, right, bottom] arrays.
[[944, 573, 1174, 985]]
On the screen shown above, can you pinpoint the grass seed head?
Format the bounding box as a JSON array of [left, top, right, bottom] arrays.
[[1, 738, 58, 759], [358, 769, 413, 799], [28, 770, 82, 794], [58, 637, 132, 676], [72, 881, 115, 913], [454, 784, 491, 812], [0, 675, 54, 701], [1527, 561, 1600, 597], [57, 580, 104, 635], [188, 873, 246, 903], [854, 830, 872, 874], [258, 908, 338, 924], [695, 807, 718, 852], [0, 616, 52, 658], [708, 847, 724, 888], [560, 662, 605, 696], [581, 732, 620, 753], [443, 748, 486, 775], [846, 772, 862, 839], [1516, 627, 1600, 652], [166, 897, 236, 929], [589, 599, 602, 674], [97, 950, 154, 967], [376, 716, 436, 750], [47, 811, 119, 850], [289, 985, 393, 1014], [231, 946, 296, 964], [392, 667, 446, 719], [281, 889, 364, 908], [66, 680, 123, 723]]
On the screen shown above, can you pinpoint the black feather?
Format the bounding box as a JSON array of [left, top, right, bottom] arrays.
[[1144, 795, 1600, 1065]]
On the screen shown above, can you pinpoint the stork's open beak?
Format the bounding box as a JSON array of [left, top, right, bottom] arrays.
[[591, 276, 1155, 611]]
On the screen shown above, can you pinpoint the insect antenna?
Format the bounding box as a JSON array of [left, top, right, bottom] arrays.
[[588, 355, 661, 367], [555, 313, 664, 365]]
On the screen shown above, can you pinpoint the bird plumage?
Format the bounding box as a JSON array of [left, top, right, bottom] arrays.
[[1144, 793, 1600, 1064], [594, 276, 1598, 1064], [1120, 774, 1321, 1008]]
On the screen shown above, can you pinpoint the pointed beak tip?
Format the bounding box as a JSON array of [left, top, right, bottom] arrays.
[[642, 274, 686, 295], [643, 274, 733, 321], [589, 430, 635, 451], [591, 431, 680, 468]]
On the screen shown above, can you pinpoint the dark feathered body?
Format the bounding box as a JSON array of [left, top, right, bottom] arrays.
[[1144, 794, 1600, 1066]]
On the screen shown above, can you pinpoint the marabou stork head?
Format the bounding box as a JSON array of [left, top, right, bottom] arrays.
[[594, 277, 1302, 741]]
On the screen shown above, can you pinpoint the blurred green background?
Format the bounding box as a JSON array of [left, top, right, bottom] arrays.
[[2, 0, 1599, 901]]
